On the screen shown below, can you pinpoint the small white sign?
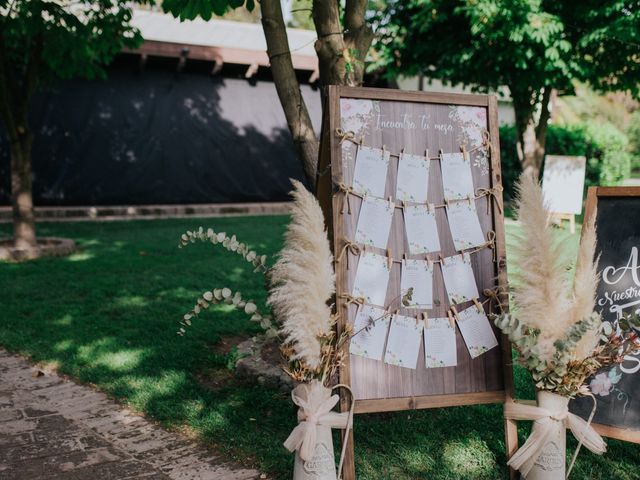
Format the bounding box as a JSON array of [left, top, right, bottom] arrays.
[[396, 152, 430, 204], [352, 145, 390, 198], [440, 152, 475, 201], [441, 253, 479, 305], [349, 305, 391, 361], [400, 259, 433, 308], [403, 204, 441, 254], [542, 155, 586, 215], [424, 317, 458, 368], [352, 251, 391, 306], [446, 201, 486, 251], [456, 306, 499, 358], [355, 196, 395, 249], [384, 314, 423, 369]]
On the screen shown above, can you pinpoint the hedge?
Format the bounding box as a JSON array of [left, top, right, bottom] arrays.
[[499, 122, 631, 201]]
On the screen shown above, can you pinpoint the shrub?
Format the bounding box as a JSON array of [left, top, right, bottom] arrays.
[[499, 122, 631, 201]]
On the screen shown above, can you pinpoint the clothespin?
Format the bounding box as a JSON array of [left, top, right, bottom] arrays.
[[463, 252, 471, 263], [425, 149, 429, 161], [402, 199, 407, 210], [459, 251, 465, 261], [388, 196, 394, 210], [448, 310, 456, 328], [394, 308, 400, 316], [422, 311, 429, 328], [426, 202, 432, 214], [415, 313, 421, 326], [359, 136, 364, 146], [461, 144, 468, 160], [400, 147, 405, 155], [473, 298, 483, 313], [467, 194, 473, 206], [451, 305, 459, 316], [426, 256, 433, 270], [387, 248, 393, 270], [382, 144, 387, 154], [402, 251, 407, 262], [439, 254, 446, 265]]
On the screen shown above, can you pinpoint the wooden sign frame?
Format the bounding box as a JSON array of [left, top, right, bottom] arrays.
[[316, 86, 517, 479], [578, 186, 640, 444]]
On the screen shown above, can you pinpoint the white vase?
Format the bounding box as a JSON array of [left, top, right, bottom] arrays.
[[292, 423, 337, 480], [526, 391, 568, 480]]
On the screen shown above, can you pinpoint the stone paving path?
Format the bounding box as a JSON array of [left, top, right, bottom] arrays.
[[0, 350, 262, 479]]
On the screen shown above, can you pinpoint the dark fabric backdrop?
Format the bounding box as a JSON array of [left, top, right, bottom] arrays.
[[0, 62, 322, 206]]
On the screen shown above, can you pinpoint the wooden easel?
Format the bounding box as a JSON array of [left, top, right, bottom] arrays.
[[317, 86, 518, 480], [550, 212, 576, 234]]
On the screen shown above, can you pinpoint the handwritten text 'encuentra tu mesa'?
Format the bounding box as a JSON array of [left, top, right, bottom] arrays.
[[375, 113, 454, 134]]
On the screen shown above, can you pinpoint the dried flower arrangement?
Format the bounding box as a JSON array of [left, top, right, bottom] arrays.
[[494, 174, 640, 478], [175, 179, 348, 385], [493, 174, 639, 396]]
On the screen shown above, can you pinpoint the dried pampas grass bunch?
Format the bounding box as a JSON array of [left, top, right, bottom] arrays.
[[268, 180, 341, 382], [494, 174, 630, 396]]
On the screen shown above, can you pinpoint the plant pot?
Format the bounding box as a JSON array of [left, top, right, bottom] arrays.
[[526, 391, 568, 480], [292, 423, 337, 480]]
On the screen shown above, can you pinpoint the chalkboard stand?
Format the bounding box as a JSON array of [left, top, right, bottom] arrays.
[[317, 86, 518, 480], [578, 186, 640, 444]]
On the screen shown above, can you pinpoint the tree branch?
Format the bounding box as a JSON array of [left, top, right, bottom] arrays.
[[261, 0, 319, 186], [312, 0, 347, 85], [343, 0, 374, 85]]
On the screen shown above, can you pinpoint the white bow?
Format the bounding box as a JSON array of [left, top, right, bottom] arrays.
[[283, 380, 352, 461], [504, 400, 606, 477]]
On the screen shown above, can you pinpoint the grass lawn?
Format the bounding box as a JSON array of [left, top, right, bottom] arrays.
[[2, 216, 640, 479]]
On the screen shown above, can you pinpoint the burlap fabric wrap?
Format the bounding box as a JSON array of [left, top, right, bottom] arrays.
[[504, 392, 606, 478], [284, 380, 352, 462]]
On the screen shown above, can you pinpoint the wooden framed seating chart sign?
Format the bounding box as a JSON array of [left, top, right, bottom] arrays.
[[570, 186, 640, 443], [316, 86, 517, 479]]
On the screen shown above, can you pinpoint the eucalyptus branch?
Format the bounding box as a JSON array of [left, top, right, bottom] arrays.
[[178, 286, 277, 338], [179, 227, 268, 273]]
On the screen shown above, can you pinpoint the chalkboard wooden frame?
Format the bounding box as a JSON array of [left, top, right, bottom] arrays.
[[581, 186, 640, 444], [316, 86, 518, 479]]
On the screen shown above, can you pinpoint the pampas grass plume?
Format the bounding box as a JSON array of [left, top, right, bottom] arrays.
[[267, 180, 335, 369]]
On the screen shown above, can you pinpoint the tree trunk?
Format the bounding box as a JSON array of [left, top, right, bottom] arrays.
[[512, 87, 552, 179], [10, 130, 37, 252], [261, 0, 319, 187]]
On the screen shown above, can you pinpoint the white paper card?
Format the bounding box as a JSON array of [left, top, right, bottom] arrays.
[[441, 253, 479, 304], [424, 317, 457, 368], [384, 314, 423, 369], [352, 251, 391, 306], [446, 201, 486, 251], [352, 145, 390, 197], [349, 305, 391, 360], [456, 306, 499, 358], [396, 152, 429, 203], [400, 259, 433, 308], [403, 204, 441, 254], [355, 196, 394, 249], [440, 152, 475, 201]]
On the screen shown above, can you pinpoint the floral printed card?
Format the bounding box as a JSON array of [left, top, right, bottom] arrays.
[[349, 305, 391, 361], [396, 152, 429, 204], [352, 251, 391, 306], [400, 259, 433, 308], [384, 314, 423, 369], [446, 201, 486, 251], [423, 317, 457, 368], [355, 196, 394, 249], [352, 145, 390, 197], [440, 152, 475, 201], [441, 253, 479, 304], [403, 204, 441, 254], [455, 306, 499, 358]]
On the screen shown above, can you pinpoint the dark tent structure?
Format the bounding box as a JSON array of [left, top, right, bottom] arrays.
[[0, 18, 322, 207]]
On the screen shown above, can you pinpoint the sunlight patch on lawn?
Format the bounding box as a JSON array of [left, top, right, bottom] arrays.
[[66, 251, 95, 262], [94, 349, 147, 372], [52, 314, 73, 326], [441, 437, 496, 478], [115, 295, 149, 308]]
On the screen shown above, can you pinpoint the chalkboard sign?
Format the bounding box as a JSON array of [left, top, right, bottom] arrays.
[[570, 186, 640, 443], [316, 86, 517, 479]]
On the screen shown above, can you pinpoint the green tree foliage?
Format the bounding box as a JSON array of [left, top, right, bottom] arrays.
[[376, 0, 640, 176], [0, 0, 141, 253]]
